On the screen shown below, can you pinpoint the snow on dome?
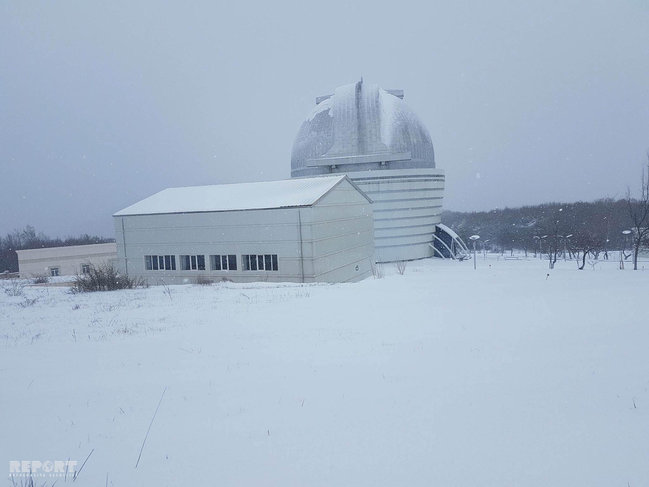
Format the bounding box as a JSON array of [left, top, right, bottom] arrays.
[[291, 80, 436, 177]]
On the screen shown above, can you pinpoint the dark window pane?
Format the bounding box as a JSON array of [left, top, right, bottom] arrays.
[[258, 255, 264, 270], [272, 254, 278, 271], [159, 256, 165, 269], [165, 255, 171, 270], [171, 255, 176, 270], [211, 255, 221, 270], [228, 255, 237, 270], [152, 255, 159, 270], [243, 255, 250, 270], [197, 255, 205, 270], [145, 256, 152, 270], [181, 255, 190, 270], [264, 255, 272, 270], [250, 255, 257, 270], [190, 255, 197, 270], [222, 255, 228, 270]]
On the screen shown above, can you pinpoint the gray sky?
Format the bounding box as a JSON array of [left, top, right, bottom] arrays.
[[1, 0, 648, 237]]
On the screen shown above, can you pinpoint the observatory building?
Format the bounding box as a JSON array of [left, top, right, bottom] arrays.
[[291, 80, 450, 263], [113, 80, 466, 285]]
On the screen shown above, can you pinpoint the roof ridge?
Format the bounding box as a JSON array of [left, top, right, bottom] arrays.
[[113, 176, 351, 217]]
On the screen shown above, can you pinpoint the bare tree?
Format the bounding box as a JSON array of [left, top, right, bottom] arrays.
[[570, 231, 603, 270], [626, 156, 649, 270], [543, 214, 563, 269]]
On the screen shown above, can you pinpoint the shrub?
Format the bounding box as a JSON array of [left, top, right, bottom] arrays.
[[195, 275, 214, 285], [32, 274, 49, 284], [19, 297, 38, 307], [2, 278, 25, 296], [71, 264, 144, 293]]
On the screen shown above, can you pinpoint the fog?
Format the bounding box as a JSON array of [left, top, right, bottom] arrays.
[[1, 1, 648, 237]]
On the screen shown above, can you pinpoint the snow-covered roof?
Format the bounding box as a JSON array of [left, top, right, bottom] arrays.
[[114, 175, 365, 216]]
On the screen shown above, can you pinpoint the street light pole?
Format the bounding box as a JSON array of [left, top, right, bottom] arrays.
[[469, 235, 480, 270], [565, 234, 573, 261], [621, 230, 632, 269]]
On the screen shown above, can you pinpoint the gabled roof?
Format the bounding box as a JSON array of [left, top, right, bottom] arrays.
[[114, 175, 371, 217]]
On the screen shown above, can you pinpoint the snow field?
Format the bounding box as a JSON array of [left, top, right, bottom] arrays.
[[1, 257, 648, 486]]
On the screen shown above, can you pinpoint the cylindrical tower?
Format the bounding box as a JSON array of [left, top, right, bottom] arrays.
[[291, 80, 445, 262]]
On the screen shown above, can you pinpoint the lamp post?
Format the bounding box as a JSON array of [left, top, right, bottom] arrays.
[[621, 229, 632, 269], [564, 234, 573, 261], [469, 235, 480, 270]]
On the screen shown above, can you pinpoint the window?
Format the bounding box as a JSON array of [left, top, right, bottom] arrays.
[[81, 264, 91, 274], [145, 255, 176, 271], [210, 254, 237, 271], [242, 254, 278, 271], [180, 254, 205, 271], [50, 267, 60, 277]]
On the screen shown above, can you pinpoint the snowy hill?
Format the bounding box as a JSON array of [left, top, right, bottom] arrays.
[[2, 257, 648, 486]]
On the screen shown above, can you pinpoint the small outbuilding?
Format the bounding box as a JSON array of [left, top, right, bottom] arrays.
[[17, 243, 117, 278], [113, 175, 374, 284]]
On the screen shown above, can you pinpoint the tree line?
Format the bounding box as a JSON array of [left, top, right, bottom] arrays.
[[0, 226, 115, 273], [444, 160, 649, 270], [443, 197, 647, 269]]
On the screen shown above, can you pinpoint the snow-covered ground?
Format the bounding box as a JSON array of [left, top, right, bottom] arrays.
[[2, 256, 648, 486]]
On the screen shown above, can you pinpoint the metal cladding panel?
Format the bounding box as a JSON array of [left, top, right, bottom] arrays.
[[373, 206, 442, 221], [374, 242, 436, 263], [347, 169, 445, 262], [374, 223, 438, 238]]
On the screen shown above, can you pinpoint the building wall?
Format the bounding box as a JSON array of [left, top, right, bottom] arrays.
[[114, 180, 374, 284], [345, 168, 445, 263], [303, 182, 374, 282], [17, 243, 117, 277]]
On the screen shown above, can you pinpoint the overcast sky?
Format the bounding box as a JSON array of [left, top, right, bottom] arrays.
[[1, 0, 648, 237]]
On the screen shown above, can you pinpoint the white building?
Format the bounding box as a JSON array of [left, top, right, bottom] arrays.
[[17, 243, 117, 278], [113, 175, 374, 284], [291, 80, 454, 262]]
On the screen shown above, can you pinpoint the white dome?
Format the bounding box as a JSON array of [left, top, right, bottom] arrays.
[[291, 80, 435, 177]]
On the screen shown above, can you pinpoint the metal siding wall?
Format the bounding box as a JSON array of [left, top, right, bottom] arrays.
[[308, 180, 375, 282], [114, 218, 127, 274], [117, 209, 304, 285], [347, 168, 445, 262]]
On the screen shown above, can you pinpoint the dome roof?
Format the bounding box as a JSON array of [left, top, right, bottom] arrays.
[[291, 80, 435, 177]]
